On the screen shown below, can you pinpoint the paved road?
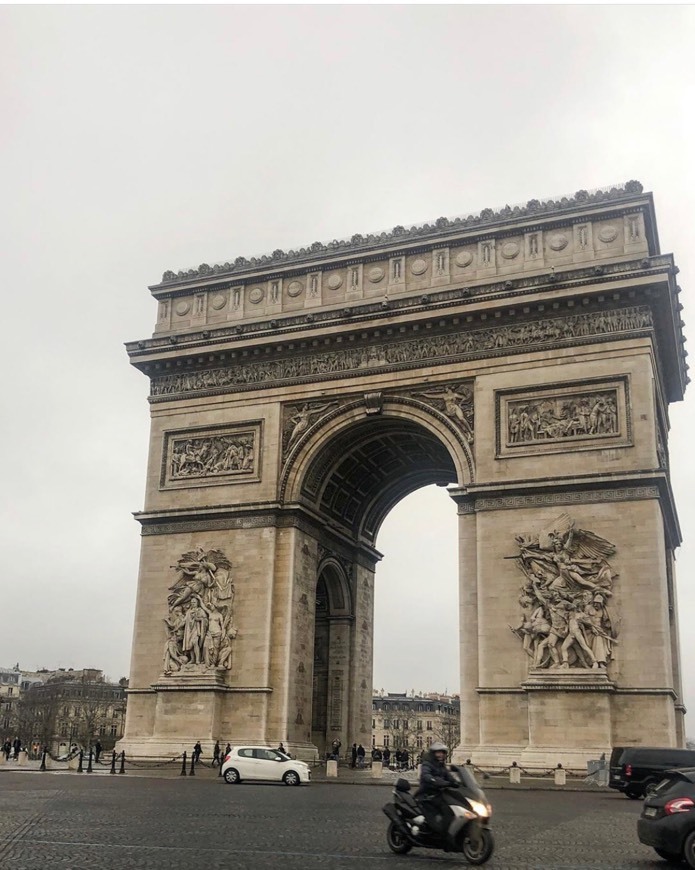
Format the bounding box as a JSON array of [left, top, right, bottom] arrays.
[[0, 770, 670, 869]]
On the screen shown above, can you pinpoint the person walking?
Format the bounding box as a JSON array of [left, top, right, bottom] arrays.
[[330, 738, 341, 761], [357, 744, 366, 768], [194, 741, 202, 764], [212, 741, 220, 767], [383, 746, 391, 768], [94, 740, 102, 764], [277, 742, 286, 755], [224, 743, 231, 760], [12, 737, 21, 760], [350, 743, 358, 769]]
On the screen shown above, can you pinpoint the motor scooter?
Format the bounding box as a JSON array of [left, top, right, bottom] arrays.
[[382, 764, 494, 864]]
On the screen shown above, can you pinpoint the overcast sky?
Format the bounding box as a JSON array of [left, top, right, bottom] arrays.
[[2, 6, 694, 720]]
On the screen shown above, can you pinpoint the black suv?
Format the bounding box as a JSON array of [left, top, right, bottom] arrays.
[[610, 747, 695, 799]]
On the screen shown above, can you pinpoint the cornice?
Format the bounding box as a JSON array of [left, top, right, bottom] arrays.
[[151, 181, 648, 291], [127, 255, 676, 360]]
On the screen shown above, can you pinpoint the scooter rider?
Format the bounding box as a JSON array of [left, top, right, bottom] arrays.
[[415, 741, 458, 834]]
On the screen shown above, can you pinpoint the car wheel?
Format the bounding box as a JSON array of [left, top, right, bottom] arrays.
[[684, 830, 695, 868], [625, 786, 642, 799], [283, 770, 301, 786], [644, 779, 658, 797], [386, 821, 411, 854], [223, 768, 240, 784], [654, 847, 683, 864]]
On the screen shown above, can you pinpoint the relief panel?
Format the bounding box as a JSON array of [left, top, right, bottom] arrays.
[[160, 422, 262, 489], [496, 376, 631, 459]]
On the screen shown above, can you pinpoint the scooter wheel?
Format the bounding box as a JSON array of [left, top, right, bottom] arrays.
[[386, 821, 412, 854], [461, 827, 494, 864]]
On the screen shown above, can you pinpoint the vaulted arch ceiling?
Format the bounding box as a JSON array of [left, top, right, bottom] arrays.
[[301, 418, 457, 543]]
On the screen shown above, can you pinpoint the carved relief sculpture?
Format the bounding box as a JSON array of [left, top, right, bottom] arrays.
[[509, 514, 619, 671], [171, 433, 255, 479], [162, 548, 238, 675], [508, 389, 618, 445], [151, 306, 653, 399], [282, 401, 338, 458], [416, 383, 474, 442]]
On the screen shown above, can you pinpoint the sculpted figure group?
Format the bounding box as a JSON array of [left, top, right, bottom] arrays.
[[163, 548, 238, 674], [510, 514, 619, 671], [508, 391, 618, 445], [171, 434, 254, 479]]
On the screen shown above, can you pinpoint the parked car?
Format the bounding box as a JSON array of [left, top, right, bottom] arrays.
[[637, 768, 695, 866], [610, 747, 695, 799], [221, 747, 310, 786]]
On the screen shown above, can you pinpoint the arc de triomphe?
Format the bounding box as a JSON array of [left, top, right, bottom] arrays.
[[121, 182, 687, 767]]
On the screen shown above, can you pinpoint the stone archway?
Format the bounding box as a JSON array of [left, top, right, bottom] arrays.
[[121, 183, 687, 766]]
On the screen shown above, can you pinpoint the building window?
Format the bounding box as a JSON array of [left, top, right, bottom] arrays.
[[372, 719, 375, 729], [110, 725, 118, 737], [384, 719, 390, 729], [403, 720, 408, 730], [383, 735, 389, 747], [417, 736, 423, 748], [426, 736, 433, 748], [7, 688, 13, 696], [426, 721, 433, 731], [416, 719, 423, 730], [393, 720, 399, 730]]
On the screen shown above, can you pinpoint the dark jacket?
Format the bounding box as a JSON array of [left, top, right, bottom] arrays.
[[416, 750, 457, 797]]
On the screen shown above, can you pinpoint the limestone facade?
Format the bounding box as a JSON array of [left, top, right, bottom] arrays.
[[121, 183, 688, 766]]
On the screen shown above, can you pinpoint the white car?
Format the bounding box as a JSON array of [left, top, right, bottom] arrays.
[[221, 747, 310, 786]]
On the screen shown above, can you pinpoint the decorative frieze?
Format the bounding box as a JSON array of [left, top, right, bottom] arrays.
[[160, 423, 262, 488], [150, 305, 653, 400]]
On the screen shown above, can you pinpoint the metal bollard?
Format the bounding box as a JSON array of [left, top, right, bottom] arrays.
[[40, 748, 47, 772], [110, 751, 116, 775], [189, 749, 196, 776], [180, 751, 187, 776], [77, 751, 84, 773], [119, 751, 125, 774], [218, 754, 222, 777], [87, 750, 93, 774]]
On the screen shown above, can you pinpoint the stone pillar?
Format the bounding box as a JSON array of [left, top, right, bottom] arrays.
[[453, 504, 480, 758]]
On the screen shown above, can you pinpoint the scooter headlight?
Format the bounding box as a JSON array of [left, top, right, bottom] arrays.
[[467, 799, 491, 819]]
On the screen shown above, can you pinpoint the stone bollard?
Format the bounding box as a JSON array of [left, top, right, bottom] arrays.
[[17, 750, 28, 767], [371, 761, 383, 779], [0, 753, 5, 766], [326, 759, 338, 778], [554, 765, 567, 786], [68, 754, 80, 771], [509, 763, 521, 784]]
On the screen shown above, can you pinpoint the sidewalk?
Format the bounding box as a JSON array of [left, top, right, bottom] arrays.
[[1, 759, 611, 791]]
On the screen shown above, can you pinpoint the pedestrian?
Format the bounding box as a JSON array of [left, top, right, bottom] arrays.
[[331, 738, 341, 761], [383, 747, 391, 768], [351, 743, 357, 768], [194, 741, 202, 763], [3, 740, 10, 760], [277, 742, 286, 755], [401, 748, 409, 770], [224, 743, 231, 760], [357, 744, 366, 768], [212, 741, 220, 767], [395, 749, 402, 769], [94, 740, 102, 764], [12, 737, 21, 760]]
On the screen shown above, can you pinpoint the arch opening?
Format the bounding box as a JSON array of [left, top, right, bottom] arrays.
[[302, 416, 458, 544], [302, 414, 462, 759]]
